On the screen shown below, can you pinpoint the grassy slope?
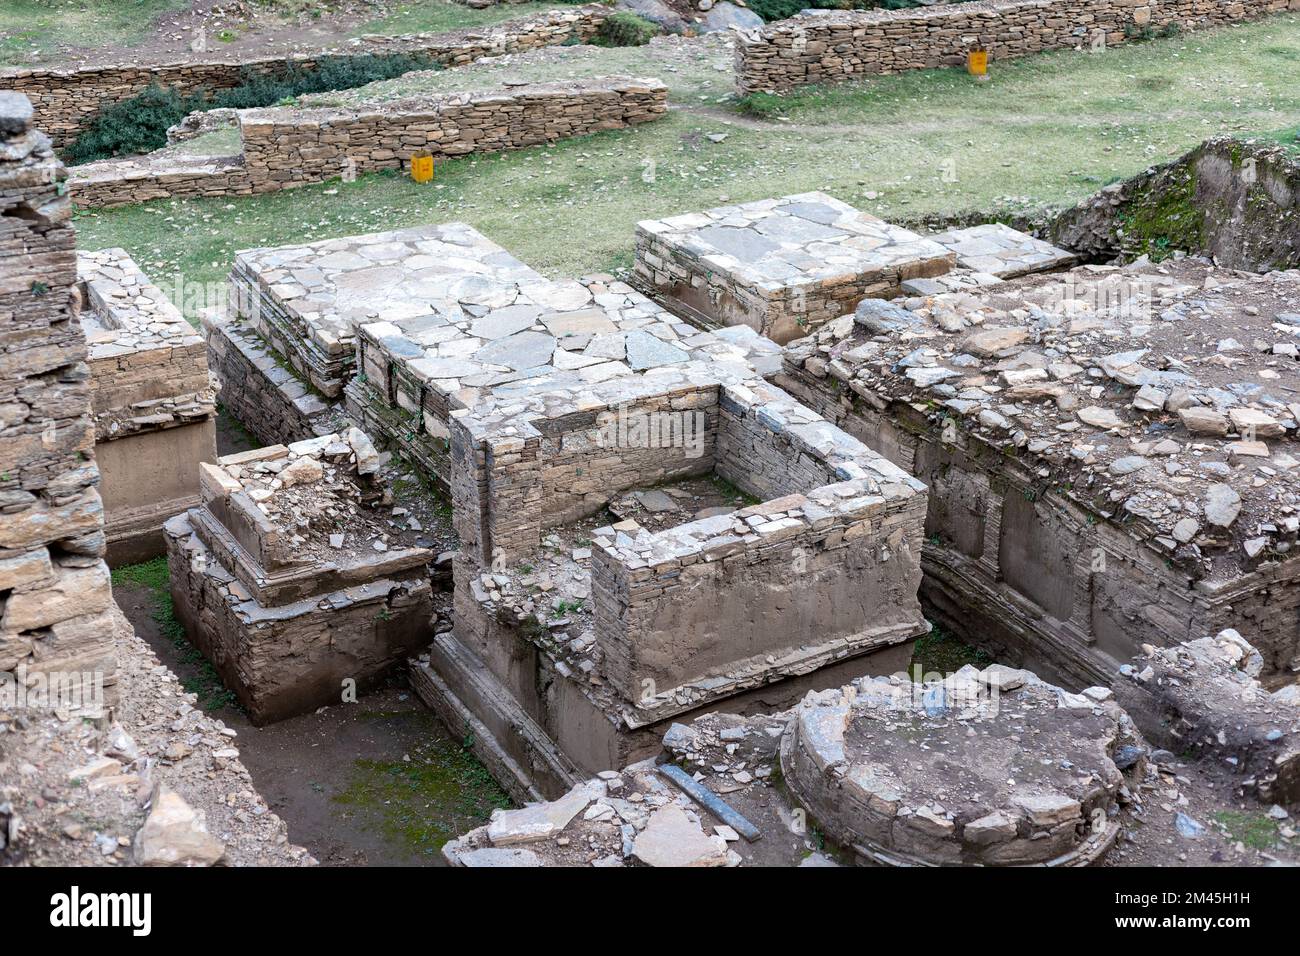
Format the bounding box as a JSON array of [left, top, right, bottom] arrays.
[[354, 0, 568, 36], [0, 0, 190, 65], [0, 1, 562, 67], [72, 17, 1300, 317]]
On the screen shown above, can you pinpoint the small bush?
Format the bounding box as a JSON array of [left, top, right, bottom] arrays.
[[594, 11, 659, 47], [63, 52, 436, 165], [735, 91, 785, 119], [62, 84, 190, 166]]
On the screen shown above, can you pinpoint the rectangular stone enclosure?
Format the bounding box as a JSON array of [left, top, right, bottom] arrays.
[[634, 192, 954, 344]]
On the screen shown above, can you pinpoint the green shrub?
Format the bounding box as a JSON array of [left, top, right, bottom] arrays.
[[735, 91, 786, 118], [594, 11, 659, 47], [62, 84, 190, 166], [64, 52, 436, 165]]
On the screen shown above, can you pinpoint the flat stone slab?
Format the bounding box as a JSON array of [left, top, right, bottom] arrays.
[[487, 783, 596, 846], [635, 192, 955, 343], [929, 223, 1078, 279], [640, 192, 953, 293], [631, 803, 729, 867]]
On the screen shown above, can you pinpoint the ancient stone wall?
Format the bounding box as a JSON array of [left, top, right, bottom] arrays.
[[735, 0, 1300, 94], [237, 78, 667, 194], [0, 93, 116, 704], [1050, 136, 1300, 271], [776, 358, 1300, 689], [67, 77, 668, 208], [451, 381, 722, 567], [77, 248, 218, 564], [203, 313, 341, 447], [4, 7, 610, 148], [591, 381, 928, 707]]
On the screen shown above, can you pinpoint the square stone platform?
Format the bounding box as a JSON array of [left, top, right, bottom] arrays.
[[230, 222, 549, 399], [929, 222, 1078, 279], [165, 429, 437, 724], [633, 192, 954, 344]]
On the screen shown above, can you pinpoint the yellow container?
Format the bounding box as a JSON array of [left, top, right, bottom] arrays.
[[967, 49, 988, 76], [410, 152, 434, 183]]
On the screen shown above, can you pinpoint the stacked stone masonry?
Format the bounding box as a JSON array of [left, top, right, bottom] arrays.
[[4, 6, 611, 148], [0, 92, 117, 707], [442, 658, 1149, 867], [164, 430, 435, 724], [68, 77, 668, 209], [777, 257, 1300, 690], [634, 192, 955, 345], [77, 248, 218, 564], [735, 0, 1300, 94]]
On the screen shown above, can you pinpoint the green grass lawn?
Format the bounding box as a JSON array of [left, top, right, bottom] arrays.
[[72, 16, 1300, 319], [0, 0, 190, 65], [0, 0, 568, 66], [354, 0, 573, 36]]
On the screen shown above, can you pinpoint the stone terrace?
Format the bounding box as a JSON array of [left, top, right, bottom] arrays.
[[778, 257, 1300, 686], [230, 222, 548, 399], [165, 428, 437, 724], [634, 192, 955, 344], [77, 248, 218, 563], [347, 266, 780, 483]]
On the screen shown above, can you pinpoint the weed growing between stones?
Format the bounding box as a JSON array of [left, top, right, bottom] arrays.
[[910, 621, 993, 676]]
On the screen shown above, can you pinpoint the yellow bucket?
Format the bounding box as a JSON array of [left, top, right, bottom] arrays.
[[410, 152, 434, 184]]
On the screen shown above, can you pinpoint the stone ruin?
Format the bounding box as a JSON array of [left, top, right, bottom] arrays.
[[778, 257, 1300, 691], [1, 92, 306, 867], [1114, 629, 1300, 806], [426, 362, 927, 796], [0, 91, 116, 704], [442, 658, 1150, 867], [633, 192, 956, 345], [76, 247, 218, 565], [165, 429, 438, 724], [6, 75, 1299, 866], [181, 167, 1300, 861]]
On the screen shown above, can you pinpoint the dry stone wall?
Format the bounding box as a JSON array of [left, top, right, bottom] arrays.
[[237, 78, 667, 194], [0, 92, 116, 704], [67, 77, 667, 208], [735, 0, 1300, 94], [3, 6, 610, 148]]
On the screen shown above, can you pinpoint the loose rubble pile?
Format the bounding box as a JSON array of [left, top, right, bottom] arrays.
[[1, 603, 313, 867], [76, 247, 218, 564], [164, 428, 443, 724], [443, 659, 1151, 866], [780, 255, 1300, 684], [1114, 629, 1300, 805], [634, 192, 955, 344]]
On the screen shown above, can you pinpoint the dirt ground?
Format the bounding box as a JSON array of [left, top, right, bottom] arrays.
[[113, 581, 509, 866], [7, 0, 519, 68]]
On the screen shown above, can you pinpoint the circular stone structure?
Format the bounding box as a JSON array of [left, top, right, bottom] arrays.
[[780, 666, 1142, 866]]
